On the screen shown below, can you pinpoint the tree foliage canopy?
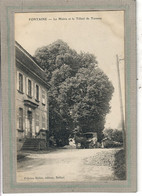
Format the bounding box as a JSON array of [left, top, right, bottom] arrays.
[[34, 40, 114, 145]]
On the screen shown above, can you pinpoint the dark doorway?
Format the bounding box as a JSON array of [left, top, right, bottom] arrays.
[[27, 111, 32, 138]]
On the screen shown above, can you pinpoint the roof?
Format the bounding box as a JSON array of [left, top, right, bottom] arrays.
[[15, 41, 50, 89]]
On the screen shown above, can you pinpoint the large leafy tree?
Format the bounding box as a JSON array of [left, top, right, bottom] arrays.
[[34, 40, 114, 145]]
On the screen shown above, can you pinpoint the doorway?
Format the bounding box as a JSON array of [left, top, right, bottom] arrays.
[[27, 111, 32, 138]]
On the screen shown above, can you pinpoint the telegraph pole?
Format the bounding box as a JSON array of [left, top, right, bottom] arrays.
[[116, 55, 126, 149]]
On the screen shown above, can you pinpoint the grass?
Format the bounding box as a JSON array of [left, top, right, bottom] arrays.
[[113, 149, 126, 180]]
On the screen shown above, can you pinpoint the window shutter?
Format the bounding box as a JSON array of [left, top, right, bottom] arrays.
[[35, 83, 40, 101], [31, 81, 33, 97], [34, 83, 36, 99], [44, 90, 46, 104], [44, 91, 46, 104], [42, 114, 46, 129], [42, 89, 43, 104], [42, 89, 45, 104], [26, 77, 28, 95], [39, 85, 40, 102], [17, 108, 19, 129], [23, 75, 25, 93], [17, 71, 19, 90]]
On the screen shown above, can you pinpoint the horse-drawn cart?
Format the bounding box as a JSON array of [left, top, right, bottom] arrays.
[[74, 132, 97, 149]]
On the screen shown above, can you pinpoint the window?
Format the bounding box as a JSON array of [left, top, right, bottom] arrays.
[[42, 114, 46, 129], [19, 108, 23, 130], [35, 113, 39, 132], [28, 79, 32, 97], [19, 73, 23, 92], [35, 84, 39, 101], [42, 89, 46, 105]]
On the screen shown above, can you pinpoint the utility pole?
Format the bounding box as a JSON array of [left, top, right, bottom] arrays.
[[116, 55, 125, 149]]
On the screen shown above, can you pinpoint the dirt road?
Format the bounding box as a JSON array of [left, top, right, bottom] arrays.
[[17, 148, 120, 182]]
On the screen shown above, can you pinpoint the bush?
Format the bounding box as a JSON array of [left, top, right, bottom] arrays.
[[103, 129, 123, 144], [103, 139, 123, 148]]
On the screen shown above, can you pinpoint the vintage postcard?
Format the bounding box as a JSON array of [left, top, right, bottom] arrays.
[[1, 0, 136, 193]]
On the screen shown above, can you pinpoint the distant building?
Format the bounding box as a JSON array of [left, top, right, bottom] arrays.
[[15, 42, 50, 151]]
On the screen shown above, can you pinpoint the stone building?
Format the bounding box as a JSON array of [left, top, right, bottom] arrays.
[[15, 41, 50, 151]]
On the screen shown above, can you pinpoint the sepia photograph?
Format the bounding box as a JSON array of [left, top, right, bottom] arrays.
[[15, 11, 126, 183], [1, 0, 137, 193]]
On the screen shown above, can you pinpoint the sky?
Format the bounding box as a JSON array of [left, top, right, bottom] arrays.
[[15, 11, 125, 129]]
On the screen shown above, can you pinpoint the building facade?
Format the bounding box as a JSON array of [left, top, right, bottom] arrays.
[[15, 42, 50, 150]]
